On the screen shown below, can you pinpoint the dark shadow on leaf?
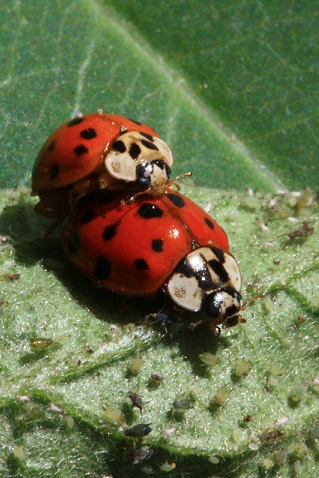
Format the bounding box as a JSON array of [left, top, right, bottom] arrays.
[[174, 324, 234, 377]]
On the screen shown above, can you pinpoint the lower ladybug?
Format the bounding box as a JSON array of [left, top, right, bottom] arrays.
[[62, 190, 243, 334]]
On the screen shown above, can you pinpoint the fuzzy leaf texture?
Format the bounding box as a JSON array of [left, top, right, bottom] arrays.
[[1, 1, 319, 477]]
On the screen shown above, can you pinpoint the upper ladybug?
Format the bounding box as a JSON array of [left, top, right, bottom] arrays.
[[31, 113, 174, 222]]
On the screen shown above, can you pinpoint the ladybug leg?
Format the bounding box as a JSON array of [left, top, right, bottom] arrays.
[[70, 176, 121, 214], [72, 178, 99, 195], [210, 323, 221, 337], [34, 190, 71, 217], [41, 217, 64, 239], [188, 319, 221, 337], [34, 209, 64, 238], [34, 190, 71, 237], [188, 319, 205, 331], [98, 171, 124, 191], [120, 188, 150, 205], [69, 178, 101, 214]]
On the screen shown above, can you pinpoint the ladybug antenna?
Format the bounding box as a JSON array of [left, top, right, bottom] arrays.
[[239, 292, 265, 312], [169, 171, 192, 191], [235, 293, 265, 326]]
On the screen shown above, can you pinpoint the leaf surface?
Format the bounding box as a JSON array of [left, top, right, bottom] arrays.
[[1, 1, 319, 476], [0, 187, 318, 477]]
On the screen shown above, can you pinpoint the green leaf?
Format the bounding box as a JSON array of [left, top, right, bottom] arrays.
[[1, 1, 318, 191], [1, 1, 319, 477], [1, 186, 319, 477]]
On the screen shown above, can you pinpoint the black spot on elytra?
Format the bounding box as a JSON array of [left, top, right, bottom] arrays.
[[152, 238, 164, 252], [135, 258, 149, 271], [102, 222, 119, 241], [81, 210, 95, 224], [95, 256, 111, 280], [129, 143, 141, 159], [80, 128, 97, 140], [74, 144, 88, 156], [137, 203, 164, 219], [166, 193, 185, 208], [205, 218, 215, 230], [68, 231, 80, 256], [140, 132, 154, 142], [48, 140, 55, 153], [112, 140, 126, 153], [49, 163, 60, 180], [141, 139, 158, 151], [68, 117, 84, 127]]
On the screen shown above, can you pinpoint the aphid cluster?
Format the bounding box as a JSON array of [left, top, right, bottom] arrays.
[[32, 111, 243, 334]]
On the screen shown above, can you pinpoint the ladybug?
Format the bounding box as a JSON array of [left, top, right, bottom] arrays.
[[62, 189, 243, 334], [32, 112, 174, 222]]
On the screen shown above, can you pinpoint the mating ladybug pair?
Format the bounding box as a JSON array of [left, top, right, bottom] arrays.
[[32, 112, 244, 335]]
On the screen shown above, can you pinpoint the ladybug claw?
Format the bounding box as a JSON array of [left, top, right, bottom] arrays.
[[120, 195, 135, 206]]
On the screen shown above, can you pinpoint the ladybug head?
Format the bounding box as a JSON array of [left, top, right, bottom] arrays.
[[136, 159, 172, 196], [135, 161, 153, 188], [203, 286, 243, 328], [166, 246, 244, 335]]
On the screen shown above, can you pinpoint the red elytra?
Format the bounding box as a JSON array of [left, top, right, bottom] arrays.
[[62, 189, 230, 296], [31, 113, 162, 223]]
